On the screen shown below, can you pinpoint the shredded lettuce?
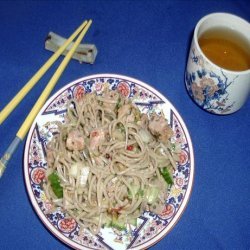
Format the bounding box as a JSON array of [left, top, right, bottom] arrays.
[[145, 186, 159, 204], [128, 185, 144, 199]]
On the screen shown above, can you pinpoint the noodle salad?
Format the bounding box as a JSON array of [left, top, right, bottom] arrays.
[[44, 89, 181, 234]]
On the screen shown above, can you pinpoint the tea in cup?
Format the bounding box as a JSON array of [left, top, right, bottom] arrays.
[[185, 13, 250, 114]]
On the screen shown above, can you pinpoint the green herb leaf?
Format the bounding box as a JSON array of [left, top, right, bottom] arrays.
[[171, 143, 176, 151], [115, 97, 122, 110], [48, 172, 63, 198], [137, 189, 144, 197], [118, 122, 125, 133], [110, 217, 126, 231]]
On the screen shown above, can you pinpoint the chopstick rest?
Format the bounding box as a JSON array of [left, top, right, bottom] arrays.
[[0, 20, 92, 179], [0, 20, 89, 125], [45, 32, 97, 64]]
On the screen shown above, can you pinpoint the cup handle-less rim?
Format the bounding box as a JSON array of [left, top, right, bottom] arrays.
[[193, 12, 250, 75]]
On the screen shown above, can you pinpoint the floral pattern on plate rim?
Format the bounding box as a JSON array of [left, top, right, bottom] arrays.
[[24, 74, 194, 250]]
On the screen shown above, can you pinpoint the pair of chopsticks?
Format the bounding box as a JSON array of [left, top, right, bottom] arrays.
[[0, 19, 92, 178]]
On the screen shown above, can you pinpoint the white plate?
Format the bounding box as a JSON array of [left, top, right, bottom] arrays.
[[24, 74, 194, 250]]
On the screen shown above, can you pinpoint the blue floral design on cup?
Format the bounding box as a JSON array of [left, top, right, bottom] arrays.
[[185, 48, 238, 114]]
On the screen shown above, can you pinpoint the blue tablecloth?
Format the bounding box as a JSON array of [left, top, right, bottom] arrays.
[[0, 1, 249, 249]]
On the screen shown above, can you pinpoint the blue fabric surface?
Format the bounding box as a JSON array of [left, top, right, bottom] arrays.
[[0, 1, 249, 249]]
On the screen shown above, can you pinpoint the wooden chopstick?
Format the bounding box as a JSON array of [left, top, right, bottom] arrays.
[[0, 20, 88, 125], [0, 20, 92, 178]]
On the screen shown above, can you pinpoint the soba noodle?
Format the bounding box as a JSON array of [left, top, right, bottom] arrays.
[[44, 89, 180, 234]]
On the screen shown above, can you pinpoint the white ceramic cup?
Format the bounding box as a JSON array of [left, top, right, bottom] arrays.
[[185, 13, 250, 114]]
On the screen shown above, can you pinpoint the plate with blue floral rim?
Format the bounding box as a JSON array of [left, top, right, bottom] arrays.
[[24, 74, 194, 250]]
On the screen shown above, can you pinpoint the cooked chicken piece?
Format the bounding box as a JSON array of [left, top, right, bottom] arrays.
[[89, 128, 106, 150], [139, 113, 149, 128], [66, 129, 85, 151], [118, 104, 131, 119], [126, 113, 135, 123], [102, 90, 120, 111], [127, 104, 141, 123], [148, 114, 173, 142]]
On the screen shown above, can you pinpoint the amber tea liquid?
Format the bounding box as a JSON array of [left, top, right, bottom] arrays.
[[198, 27, 250, 71]]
